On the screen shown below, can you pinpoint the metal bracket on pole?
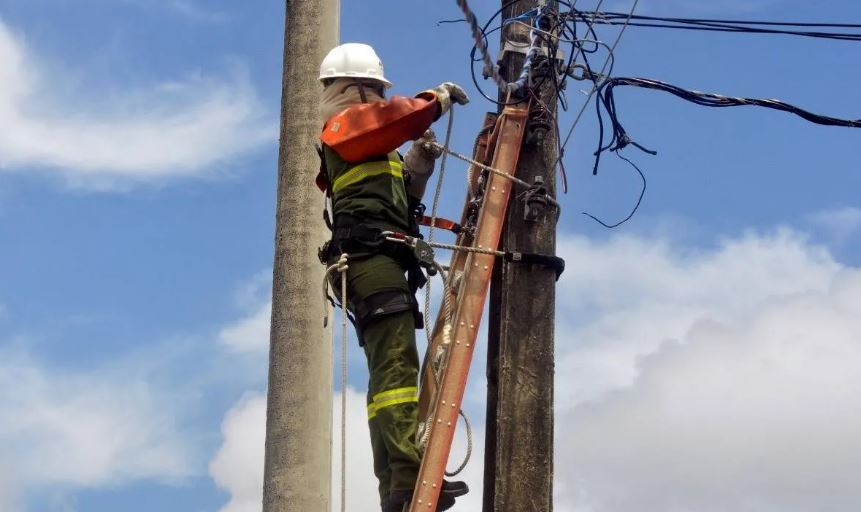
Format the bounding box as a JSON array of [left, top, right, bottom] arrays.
[[498, 41, 565, 63], [523, 176, 549, 222]]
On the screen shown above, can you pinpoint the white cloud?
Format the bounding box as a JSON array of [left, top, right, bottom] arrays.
[[209, 394, 267, 512], [0, 351, 194, 509], [218, 272, 272, 353], [0, 18, 275, 188], [210, 388, 485, 512], [213, 227, 861, 512], [555, 228, 839, 406], [553, 229, 861, 511], [807, 206, 861, 242], [209, 388, 377, 512], [219, 301, 271, 353]]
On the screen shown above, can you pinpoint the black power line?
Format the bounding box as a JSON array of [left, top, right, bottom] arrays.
[[594, 76, 861, 168], [569, 11, 861, 42], [585, 11, 861, 29], [582, 76, 861, 227]]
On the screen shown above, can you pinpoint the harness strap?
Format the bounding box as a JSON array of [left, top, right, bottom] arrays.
[[315, 144, 331, 194], [418, 215, 462, 234]]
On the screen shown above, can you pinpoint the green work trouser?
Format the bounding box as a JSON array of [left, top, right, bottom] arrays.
[[341, 254, 423, 502]]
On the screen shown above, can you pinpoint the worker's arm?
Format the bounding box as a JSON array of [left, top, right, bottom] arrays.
[[321, 83, 469, 163], [320, 93, 439, 163]]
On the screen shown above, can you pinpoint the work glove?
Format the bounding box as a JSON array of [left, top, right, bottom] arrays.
[[414, 129, 444, 159], [425, 82, 470, 117], [404, 130, 441, 200]]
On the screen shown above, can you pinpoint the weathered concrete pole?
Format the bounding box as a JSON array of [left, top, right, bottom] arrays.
[[263, 1, 339, 511], [485, 1, 558, 510]]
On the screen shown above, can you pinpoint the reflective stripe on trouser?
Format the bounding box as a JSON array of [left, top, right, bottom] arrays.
[[367, 386, 418, 420], [347, 254, 423, 502]]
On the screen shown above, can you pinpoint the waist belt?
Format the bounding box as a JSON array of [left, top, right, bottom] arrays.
[[319, 214, 429, 292]]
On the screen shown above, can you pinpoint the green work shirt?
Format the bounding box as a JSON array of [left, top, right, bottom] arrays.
[[323, 144, 412, 233]]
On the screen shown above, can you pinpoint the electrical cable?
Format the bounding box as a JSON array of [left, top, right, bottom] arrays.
[[594, 76, 861, 164], [555, 0, 639, 165], [569, 11, 861, 41], [578, 11, 861, 29], [582, 75, 861, 227], [581, 151, 646, 228]]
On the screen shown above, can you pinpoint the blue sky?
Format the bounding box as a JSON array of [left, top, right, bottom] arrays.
[[1, 1, 860, 511]]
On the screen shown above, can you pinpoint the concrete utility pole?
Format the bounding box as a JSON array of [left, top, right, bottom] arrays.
[[484, 1, 558, 510], [264, 1, 339, 511]]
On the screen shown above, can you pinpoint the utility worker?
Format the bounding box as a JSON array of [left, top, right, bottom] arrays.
[[317, 43, 469, 512]]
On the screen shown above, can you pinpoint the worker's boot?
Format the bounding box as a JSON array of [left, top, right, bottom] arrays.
[[386, 481, 468, 512], [437, 479, 469, 510], [441, 480, 469, 499]]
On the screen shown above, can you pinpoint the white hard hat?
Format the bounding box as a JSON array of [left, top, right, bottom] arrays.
[[319, 43, 393, 88]]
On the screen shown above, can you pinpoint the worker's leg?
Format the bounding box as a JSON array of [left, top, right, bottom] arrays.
[[348, 255, 422, 499], [365, 316, 422, 493], [366, 390, 393, 502]]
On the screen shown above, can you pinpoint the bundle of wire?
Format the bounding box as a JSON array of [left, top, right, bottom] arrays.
[[578, 75, 861, 227], [449, 0, 861, 228], [453, 1, 623, 192], [593, 76, 861, 173]]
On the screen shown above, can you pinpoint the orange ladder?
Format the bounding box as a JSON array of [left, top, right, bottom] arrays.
[[410, 103, 530, 512]]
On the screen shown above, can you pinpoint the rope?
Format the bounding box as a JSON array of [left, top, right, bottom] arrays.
[[423, 108, 456, 348], [323, 254, 350, 512], [339, 257, 348, 512], [430, 141, 531, 189], [426, 240, 505, 257], [456, 0, 508, 92], [418, 108, 457, 453], [429, 141, 562, 210], [445, 409, 473, 477]]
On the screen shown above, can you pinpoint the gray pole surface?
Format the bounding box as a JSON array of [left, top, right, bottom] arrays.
[[263, 1, 339, 511], [484, 1, 558, 510]]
